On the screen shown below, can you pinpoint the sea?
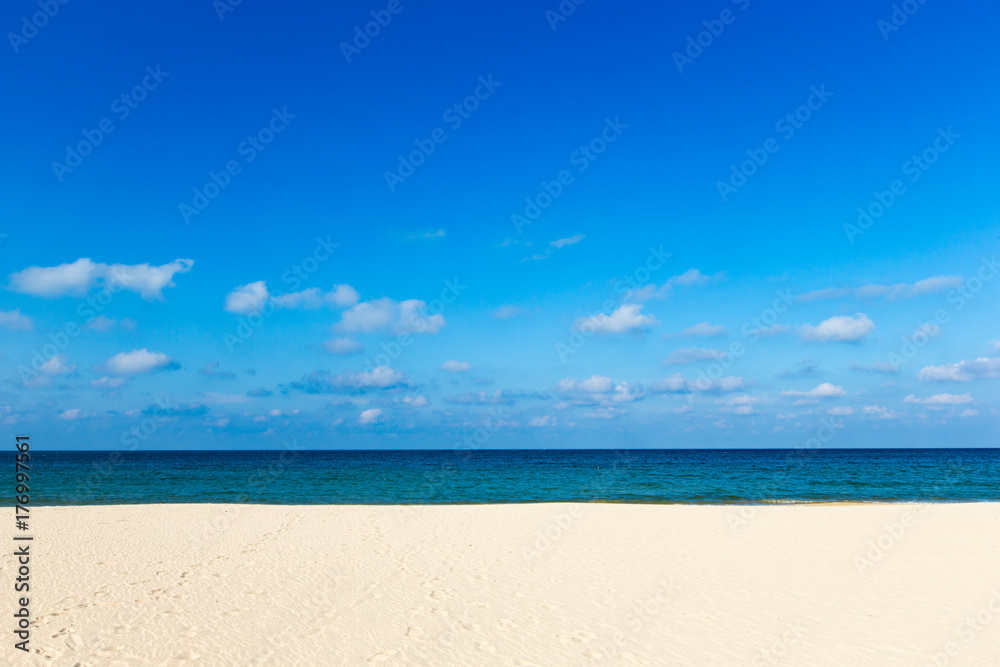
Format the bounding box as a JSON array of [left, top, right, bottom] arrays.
[[18, 448, 1000, 505]]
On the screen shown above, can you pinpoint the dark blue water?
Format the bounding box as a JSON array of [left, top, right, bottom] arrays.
[[13, 449, 1000, 505]]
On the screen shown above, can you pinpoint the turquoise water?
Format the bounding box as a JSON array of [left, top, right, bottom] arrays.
[[17, 449, 1000, 505]]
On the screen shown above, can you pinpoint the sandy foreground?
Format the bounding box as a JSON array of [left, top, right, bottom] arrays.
[[2, 503, 999, 666]]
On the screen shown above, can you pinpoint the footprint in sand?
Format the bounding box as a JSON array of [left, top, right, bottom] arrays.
[[51, 626, 77, 638], [367, 649, 398, 662], [428, 589, 451, 600], [406, 626, 423, 637], [64, 634, 84, 651], [498, 618, 519, 630], [558, 631, 596, 643], [476, 641, 496, 654]]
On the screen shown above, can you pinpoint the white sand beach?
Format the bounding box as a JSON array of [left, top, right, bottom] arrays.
[[5, 503, 1000, 666]]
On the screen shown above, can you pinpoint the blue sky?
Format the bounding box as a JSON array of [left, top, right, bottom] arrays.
[[1, 0, 998, 449]]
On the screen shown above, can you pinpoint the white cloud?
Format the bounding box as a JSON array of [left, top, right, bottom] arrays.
[[343, 366, 407, 389], [781, 383, 847, 402], [271, 288, 324, 309], [664, 347, 727, 365], [990, 340, 1000, 352], [667, 322, 728, 338], [225, 282, 360, 315], [903, 393, 973, 405], [409, 229, 446, 240], [441, 360, 471, 372], [626, 283, 670, 301], [493, 305, 521, 319], [287, 367, 409, 395], [550, 233, 585, 249], [358, 408, 383, 425], [717, 394, 757, 415], [224, 281, 269, 315], [337, 297, 394, 330], [91, 376, 127, 389], [9, 258, 193, 300], [401, 395, 429, 408], [669, 268, 723, 287], [649, 373, 687, 393], [84, 316, 136, 332], [959, 409, 978, 418], [0, 309, 34, 331], [917, 358, 1000, 382], [798, 275, 963, 302], [323, 337, 364, 355], [58, 408, 84, 420], [39, 355, 76, 376], [523, 234, 586, 260], [799, 313, 875, 343], [827, 406, 854, 416], [559, 375, 613, 394], [338, 297, 444, 335], [863, 404, 900, 419], [576, 304, 656, 335], [610, 382, 645, 403], [327, 284, 360, 308], [396, 299, 445, 334], [627, 269, 724, 301], [530, 415, 557, 426], [655, 374, 745, 393], [583, 406, 627, 419], [106, 349, 176, 375]]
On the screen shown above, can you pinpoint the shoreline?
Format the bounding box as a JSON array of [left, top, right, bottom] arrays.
[[16, 498, 1000, 507]]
